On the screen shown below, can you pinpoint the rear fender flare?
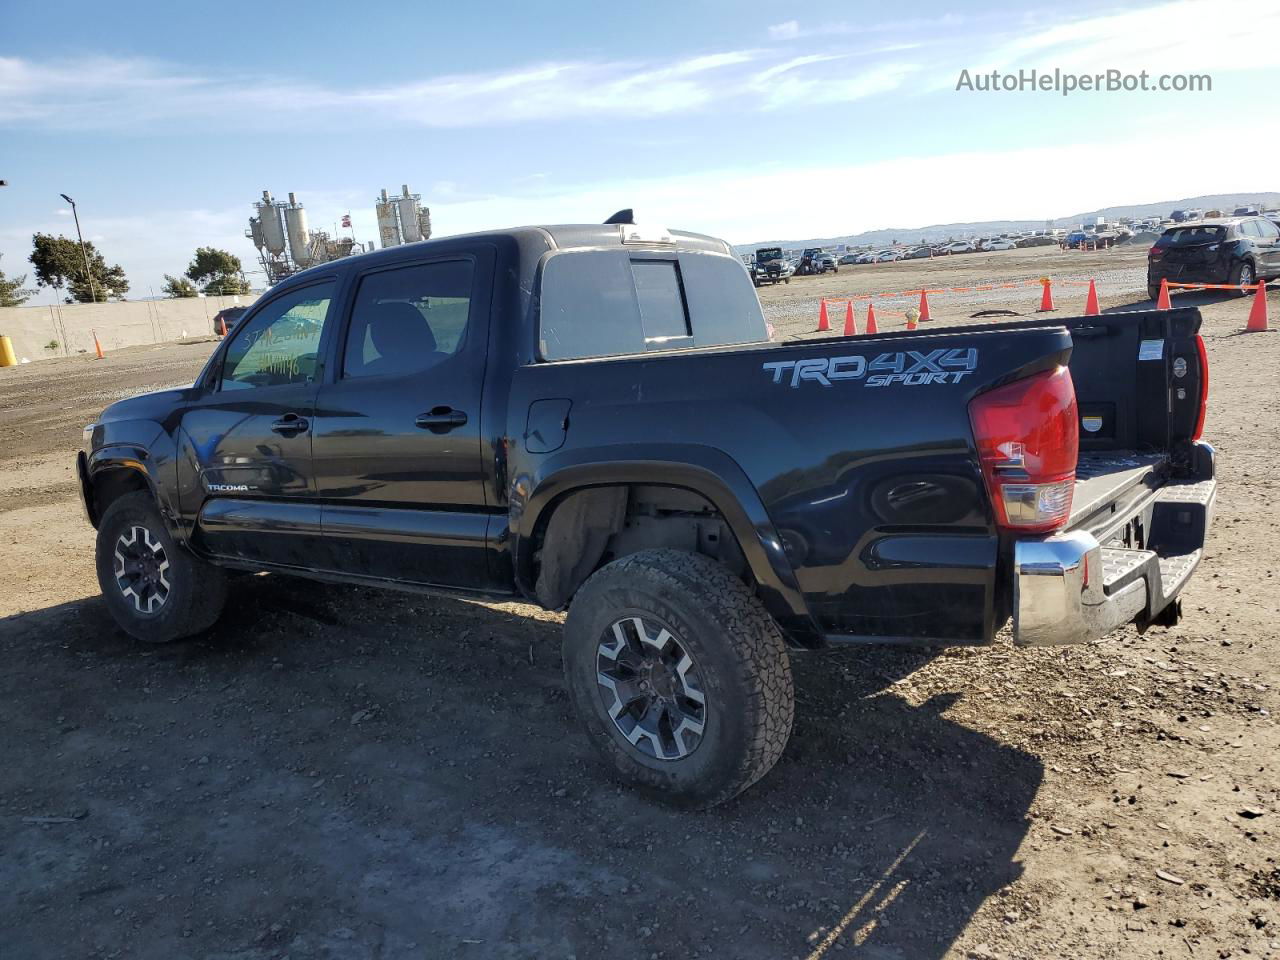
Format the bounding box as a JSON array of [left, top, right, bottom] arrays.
[[511, 443, 821, 645]]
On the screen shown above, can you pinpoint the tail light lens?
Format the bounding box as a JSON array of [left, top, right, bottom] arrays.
[[1148, 245, 1165, 259], [969, 367, 1079, 533], [1192, 333, 1209, 440]]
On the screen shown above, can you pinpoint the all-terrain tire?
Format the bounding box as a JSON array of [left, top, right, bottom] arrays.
[[95, 491, 228, 643], [563, 549, 794, 808]]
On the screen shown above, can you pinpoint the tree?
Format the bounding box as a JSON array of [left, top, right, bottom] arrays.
[[0, 267, 33, 307], [162, 274, 198, 298], [29, 233, 130, 302], [185, 247, 249, 296]]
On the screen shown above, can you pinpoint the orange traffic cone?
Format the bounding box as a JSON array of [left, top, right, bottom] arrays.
[[865, 301, 879, 334], [218, 316, 228, 337], [1083, 280, 1100, 316], [817, 299, 831, 332], [1156, 277, 1172, 310], [1038, 278, 1055, 312], [843, 301, 857, 336], [1246, 281, 1270, 332], [918, 289, 932, 322], [92, 330, 104, 360]]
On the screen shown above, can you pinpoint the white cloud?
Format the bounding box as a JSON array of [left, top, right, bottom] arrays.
[[952, 0, 1280, 81], [768, 20, 801, 40], [0, 47, 891, 131], [410, 117, 1280, 244]]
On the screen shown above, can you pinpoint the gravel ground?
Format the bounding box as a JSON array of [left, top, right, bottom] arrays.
[[0, 246, 1276, 960]]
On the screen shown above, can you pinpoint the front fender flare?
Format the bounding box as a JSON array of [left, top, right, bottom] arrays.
[[83, 444, 181, 539]]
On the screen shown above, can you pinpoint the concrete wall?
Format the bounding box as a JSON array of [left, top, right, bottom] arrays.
[[0, 294, 260, 362]]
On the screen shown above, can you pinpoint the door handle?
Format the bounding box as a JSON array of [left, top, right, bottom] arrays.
[[271, 413, 310, 435], [415, 408, 468, 431]]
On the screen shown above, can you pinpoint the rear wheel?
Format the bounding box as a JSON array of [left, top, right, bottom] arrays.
[[95, 491, 227, 643], [563, 549, 794, 808], [1230, 259, 1255, 296], [1147, 280, 1161, 301]]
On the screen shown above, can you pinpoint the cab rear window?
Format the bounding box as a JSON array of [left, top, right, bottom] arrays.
[[537, 249, 768, 361]]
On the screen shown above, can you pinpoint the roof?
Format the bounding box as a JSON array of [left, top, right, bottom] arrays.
[[281, 223, 731, 285]]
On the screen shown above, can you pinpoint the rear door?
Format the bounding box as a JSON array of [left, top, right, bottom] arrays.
[[181, 279, 337, 565], [311, 249, 494, 587]]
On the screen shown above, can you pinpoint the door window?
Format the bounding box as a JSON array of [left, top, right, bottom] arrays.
[[342, 261, 474, 380], [1255, 218, 1280, 239], [221, 281, 336, 391]]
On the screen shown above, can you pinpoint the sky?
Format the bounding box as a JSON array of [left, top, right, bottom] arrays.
[[2, 0, 1279, 303]]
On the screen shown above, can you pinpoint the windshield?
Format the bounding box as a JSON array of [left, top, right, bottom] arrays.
[[1157, 226, 1225, 247]]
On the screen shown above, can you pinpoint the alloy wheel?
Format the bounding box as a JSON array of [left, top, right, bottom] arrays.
[[596, 616, 707, 761], [113, 525, 171, 614]]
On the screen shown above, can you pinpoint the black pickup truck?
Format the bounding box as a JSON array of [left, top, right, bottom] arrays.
[[79, 221, 1216, 807]]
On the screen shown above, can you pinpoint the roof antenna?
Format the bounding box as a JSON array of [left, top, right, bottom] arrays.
[[604, 208, 634, 225]]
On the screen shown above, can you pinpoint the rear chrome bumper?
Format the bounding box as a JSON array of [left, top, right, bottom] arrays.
[[1013, 531, 1147, 646]]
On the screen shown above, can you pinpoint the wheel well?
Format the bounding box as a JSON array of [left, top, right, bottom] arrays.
[[532, 484, 750, 610], [92, 467, 152, 521]]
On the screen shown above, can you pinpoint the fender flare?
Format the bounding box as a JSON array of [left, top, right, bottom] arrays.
[[83, 445, 179, 536], [511, 442, 820, 644]]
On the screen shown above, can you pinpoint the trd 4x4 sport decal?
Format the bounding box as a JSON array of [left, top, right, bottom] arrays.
[[762, 348, 978, 389]]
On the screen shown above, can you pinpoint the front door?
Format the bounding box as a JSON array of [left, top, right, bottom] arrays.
[[311, 254, 492, 587], [181, 279, 338, 566]]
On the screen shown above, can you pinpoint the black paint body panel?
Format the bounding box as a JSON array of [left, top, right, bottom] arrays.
[[80, 223, 1206, 648]]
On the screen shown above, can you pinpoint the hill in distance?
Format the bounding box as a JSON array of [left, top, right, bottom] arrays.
[[734, 192, 1280, 253]]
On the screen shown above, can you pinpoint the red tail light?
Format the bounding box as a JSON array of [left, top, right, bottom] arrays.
[[1192, 333, 1209, 441], [969, 367, 1079, 533], [1148, 245, 1165, 259]]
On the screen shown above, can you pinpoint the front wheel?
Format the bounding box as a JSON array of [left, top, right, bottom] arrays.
[[95, 491, 228, 643], [563, 549, 795, 808]]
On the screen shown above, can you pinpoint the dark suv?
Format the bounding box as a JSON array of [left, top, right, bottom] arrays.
[[1147, 217, 1280, 299]]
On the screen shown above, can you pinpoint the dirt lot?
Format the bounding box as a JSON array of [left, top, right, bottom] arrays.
[[1, 244, 1277, 960]]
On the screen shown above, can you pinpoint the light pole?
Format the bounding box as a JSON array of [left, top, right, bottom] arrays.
[[59, 193, 100, 304]]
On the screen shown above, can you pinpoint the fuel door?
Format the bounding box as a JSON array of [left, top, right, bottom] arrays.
[[524, 398, 572, 453]]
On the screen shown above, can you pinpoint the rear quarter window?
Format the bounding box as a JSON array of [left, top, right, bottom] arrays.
[[537, 249, 768, 361]]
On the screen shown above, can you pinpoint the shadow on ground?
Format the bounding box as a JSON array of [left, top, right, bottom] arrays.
[[0, 577, 1042, 960]]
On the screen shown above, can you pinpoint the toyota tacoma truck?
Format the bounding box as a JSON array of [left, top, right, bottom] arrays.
[[79, 219, 1216, 808]]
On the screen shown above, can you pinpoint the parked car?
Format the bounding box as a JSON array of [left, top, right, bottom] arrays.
[[905, 246, 933, 259], [210, 307, 247, 336], [854, 251, 878, 264], [1147, 216, 1280, 299], [796, 247, 833, 275], [983, 239, 1017, 251], [873, 249, 902, 262], [1232, 206, 1259, 217], [751, 247, 790, 286], [78, 218, 1216, 809], [815, 252, 839, 273], [1016, 235, 1058, 248], [940, 241, 974, 254], [838, 253, 859, 265]]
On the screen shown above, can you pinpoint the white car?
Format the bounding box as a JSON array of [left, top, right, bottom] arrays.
[[983, 239, 1017, 251], [941, 241, 974, 254], [874, 249, 902, 262]]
